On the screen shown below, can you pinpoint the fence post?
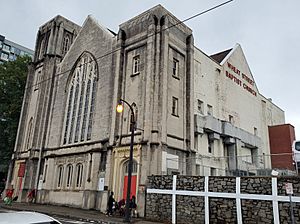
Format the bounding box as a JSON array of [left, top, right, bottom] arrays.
[[236, 177, 243, 224], [272, 178, 280, 224], [172, 175, 177, 224]]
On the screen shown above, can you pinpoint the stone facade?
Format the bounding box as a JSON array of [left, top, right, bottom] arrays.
[[146, 175, 300, 223], [6, 4, 286, 216]]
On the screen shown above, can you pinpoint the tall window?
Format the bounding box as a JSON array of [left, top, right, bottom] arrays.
[[43, 164, 48, 182], [76, 163, 83, 188], [99, 151, 107, 172], [63, 52, 98, 145], [207, 104, 213, 116], [172, 58, 179, 78], [172, 97, 178, 116], [25, 118, 33, 150], [62, 34, 71, 55], [66, 164, 73, 188], [57, 165, 64, 188], [87, 79, 97, 140], [197, 100, 203, 114], [132, 55, 140, 74]]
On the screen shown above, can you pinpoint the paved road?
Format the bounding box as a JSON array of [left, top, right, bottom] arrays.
[[52, 215, 96, 224], [0, 207, 94, 224]]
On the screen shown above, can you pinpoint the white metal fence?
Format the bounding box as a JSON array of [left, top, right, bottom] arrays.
[[147, 175, 300, 224]]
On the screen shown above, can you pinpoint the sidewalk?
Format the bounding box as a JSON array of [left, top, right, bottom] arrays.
[[0, 202, 161, 224]]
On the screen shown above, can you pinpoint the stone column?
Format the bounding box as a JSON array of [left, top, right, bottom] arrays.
[[228, 141, 237, 173], [109, 30, 125, 146], [143, 15, 157, 142], [185, 34, 195, 175], [159, 16, 170, 145], [47, 22, 56, 55]]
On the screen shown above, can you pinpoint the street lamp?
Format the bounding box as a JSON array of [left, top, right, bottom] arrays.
[[116, 99, 136, 222]]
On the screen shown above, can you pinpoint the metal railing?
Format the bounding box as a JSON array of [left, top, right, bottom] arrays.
[[165, 152, 298, 177]]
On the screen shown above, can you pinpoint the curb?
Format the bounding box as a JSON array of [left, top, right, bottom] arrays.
[[0, 204, 122, 223], [0, 203, 159, 224]]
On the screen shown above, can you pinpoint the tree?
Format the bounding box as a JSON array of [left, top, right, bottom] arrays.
[[0, 56, 31, 184]]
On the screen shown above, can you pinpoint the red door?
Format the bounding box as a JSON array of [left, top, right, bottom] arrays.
[[123, 175, 137, 199]]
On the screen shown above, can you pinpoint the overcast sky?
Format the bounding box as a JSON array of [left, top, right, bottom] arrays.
[[1, 0, 299, 139]]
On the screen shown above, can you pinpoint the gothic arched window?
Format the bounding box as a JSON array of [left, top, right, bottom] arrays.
[[62, 34, 71, 55], [75, 163, 83, 188], [57, 165, 64, 188], [63, 52, 98, 145], [66, 164, 73, 188]]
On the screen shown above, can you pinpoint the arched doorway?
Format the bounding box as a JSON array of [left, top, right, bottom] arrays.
[[122, 160, 138, 200]]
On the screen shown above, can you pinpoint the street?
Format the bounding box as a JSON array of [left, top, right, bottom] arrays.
[[0, 207, 96, 224]]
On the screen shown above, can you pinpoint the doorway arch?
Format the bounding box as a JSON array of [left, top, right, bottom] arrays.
[[121, 160, 138, 200]]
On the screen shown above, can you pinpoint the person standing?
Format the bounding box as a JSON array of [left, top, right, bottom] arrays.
[[107, 192, 115, 216], [27, 189, 36, 203], [130, 195, 137, 217], [4, 186, 14, 205]]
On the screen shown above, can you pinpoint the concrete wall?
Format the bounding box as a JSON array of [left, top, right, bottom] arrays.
[[193, 44, 285, 174]]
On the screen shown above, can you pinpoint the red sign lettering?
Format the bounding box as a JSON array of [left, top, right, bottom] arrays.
[[227, 62, 241, 75], [225, 63, 257, 97]]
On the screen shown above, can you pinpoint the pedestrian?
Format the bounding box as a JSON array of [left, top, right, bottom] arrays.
[[107, 192, 115, 216], [4, 186, 14, 205], [118, 198, 125, 216], [130, 195, 137, 218], [27, 189, 36, 203]]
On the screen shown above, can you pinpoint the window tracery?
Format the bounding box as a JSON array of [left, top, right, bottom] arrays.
[[63, 52, 98, 145]]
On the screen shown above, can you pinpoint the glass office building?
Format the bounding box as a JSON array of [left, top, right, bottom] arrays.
[[0, 35, 34, 64]]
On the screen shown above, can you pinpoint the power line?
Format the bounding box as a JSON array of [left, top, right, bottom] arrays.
[[25, 0, 233, 91]]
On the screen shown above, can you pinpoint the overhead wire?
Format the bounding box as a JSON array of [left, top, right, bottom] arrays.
[[24, 0, 233, 91]]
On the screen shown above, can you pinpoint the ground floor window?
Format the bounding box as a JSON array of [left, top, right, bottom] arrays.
[[76, 163, 83, 188], [57, 165, 64, 188]]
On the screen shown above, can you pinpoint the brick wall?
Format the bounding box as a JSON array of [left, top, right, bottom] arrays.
[[269, 124, 295, 170]]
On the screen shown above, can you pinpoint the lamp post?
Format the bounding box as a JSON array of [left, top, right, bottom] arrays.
[[116, 99, 135, 222]]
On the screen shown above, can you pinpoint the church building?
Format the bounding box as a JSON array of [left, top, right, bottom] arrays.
[[6, 5, 285, 215]]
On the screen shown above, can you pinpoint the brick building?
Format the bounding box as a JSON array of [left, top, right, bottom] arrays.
[[269, 124, 296, 171]]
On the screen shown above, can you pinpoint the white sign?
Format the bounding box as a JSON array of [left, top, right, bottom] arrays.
[[38, 180, 43, 190], [285, 183, 293, 195], [98, 178, 105, 191]]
